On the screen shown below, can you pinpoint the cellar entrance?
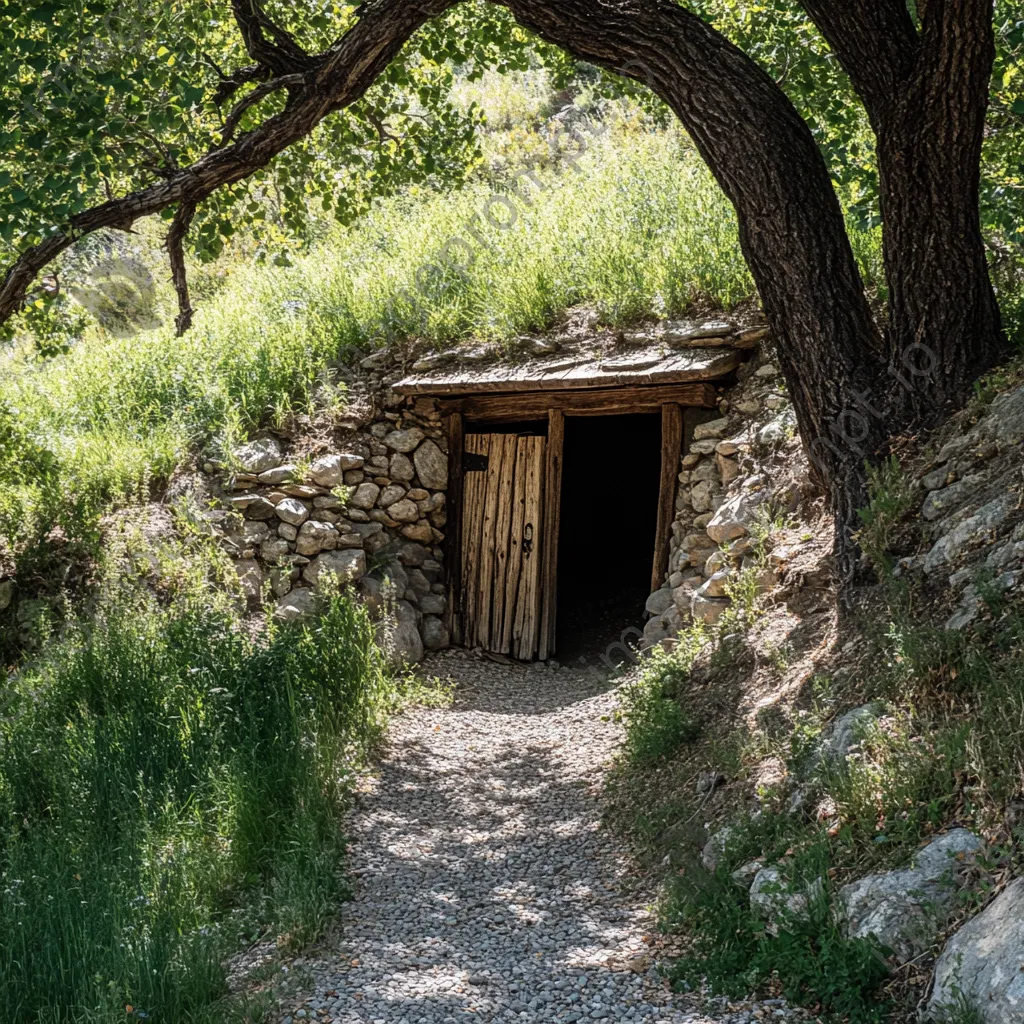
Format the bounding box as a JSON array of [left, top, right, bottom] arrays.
[[391, 339, 740, 661]]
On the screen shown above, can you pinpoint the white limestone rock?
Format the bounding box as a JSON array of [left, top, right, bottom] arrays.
[[273, 587, 317, 622], [750, 867, 824, 930], [303, 549, 367, 589], [234, 437, 282, 474], [349, 482, 381, 510], [414, 439, 448, 490], [645, 587, 674, 616], [929, 877, 1024, 1022], [310, 452, 364, 487], [257, 464, 298, 485], [422, 615, 450, 651], [235, 558, 265, 608], [384, 428, 425, 453], [295, 520, 338, 557], [275, 497, 310, 526], [838, 829, 984, 963]]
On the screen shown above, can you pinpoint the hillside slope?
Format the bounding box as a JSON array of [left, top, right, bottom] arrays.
[[609, 360, 1024, 1022]]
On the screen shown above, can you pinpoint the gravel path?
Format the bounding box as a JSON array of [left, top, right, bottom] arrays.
[[277, 651, 802, 1024]]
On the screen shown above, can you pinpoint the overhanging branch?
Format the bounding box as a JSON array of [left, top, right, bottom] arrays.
[[0, 0, 457, 332]]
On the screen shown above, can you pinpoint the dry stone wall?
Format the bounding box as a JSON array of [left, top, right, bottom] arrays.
[[643, 353, 810, 649], [198, 396, 451, 665]]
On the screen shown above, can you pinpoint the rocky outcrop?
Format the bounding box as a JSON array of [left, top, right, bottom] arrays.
[[902, 383, 1024, 630], [701, 826, 737, 873], [928, 877, 1024, 1022], [838, 829, 984, 963], [815, 703, 886, 770], [749, 866, 824, 932]]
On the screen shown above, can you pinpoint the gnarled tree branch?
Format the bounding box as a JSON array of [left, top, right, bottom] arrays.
[[210, 61, 272, 107], [166, 199, 199, 336], [230, 0, 318, 75], [0, 0, 458, 331]]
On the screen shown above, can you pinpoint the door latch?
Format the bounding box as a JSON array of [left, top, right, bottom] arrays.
[[522, 522, 534, 556]]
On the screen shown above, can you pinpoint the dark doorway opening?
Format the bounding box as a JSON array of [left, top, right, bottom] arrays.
[[556, 413, 663, 667]]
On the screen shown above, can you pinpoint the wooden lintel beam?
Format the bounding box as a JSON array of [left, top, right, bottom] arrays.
[[437, 382, 717, 422]]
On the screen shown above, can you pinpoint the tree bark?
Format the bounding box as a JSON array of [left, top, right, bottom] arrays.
[[800, 0, 1007, 416], [875, 1, 1006, 414], [167, 200, 199, 336]]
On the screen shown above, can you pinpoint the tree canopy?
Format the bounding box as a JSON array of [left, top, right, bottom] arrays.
[[2, 1, 1020, 341]]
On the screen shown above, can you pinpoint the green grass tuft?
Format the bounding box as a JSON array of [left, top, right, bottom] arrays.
[[0, 567, 394, 1021]]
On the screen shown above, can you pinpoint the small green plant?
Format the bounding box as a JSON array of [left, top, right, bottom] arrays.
[[331, 483, 354, 505], [967, 355, 1024, 415], [291, 454, 313, 483], [934, 987, 985, 1024], [621, 676, 701, 766], [855, 456, 915, 575], [664, 859, 891, 1022], [621, 638, 704, 766]]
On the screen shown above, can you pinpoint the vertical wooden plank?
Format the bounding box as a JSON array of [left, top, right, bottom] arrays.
[[445, 413, 464, 644], [460, 434, 489, 647], [525, 436, 547, 659], [652, 404, 683, 593], [489, 434, 518, 652], [539, 410, 564, 661], [500, 438, 529, 654], [475, 434, 505, 649], [513, 436, 546, 660]]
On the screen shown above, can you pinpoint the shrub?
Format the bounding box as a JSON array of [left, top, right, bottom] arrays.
[[855, 456, 915, 576], [621, 637, 704, 766]]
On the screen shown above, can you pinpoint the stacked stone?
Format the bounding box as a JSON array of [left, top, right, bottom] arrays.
[[203, 397, 452, 662], [644, 358, 795, 648]]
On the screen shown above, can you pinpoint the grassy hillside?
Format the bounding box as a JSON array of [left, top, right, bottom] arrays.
[[0, 96, 889, 560]]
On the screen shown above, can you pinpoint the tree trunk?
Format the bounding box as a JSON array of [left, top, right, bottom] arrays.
[[874, 6, 1006, 415], [499, 0, 887, 581], [800, 0, 1007, 418]]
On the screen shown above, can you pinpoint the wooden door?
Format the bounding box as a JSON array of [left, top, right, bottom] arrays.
[[460, 432, 546, 659]]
